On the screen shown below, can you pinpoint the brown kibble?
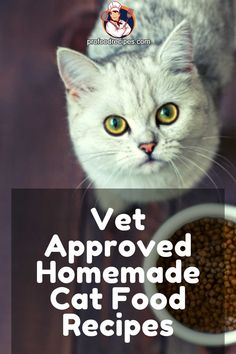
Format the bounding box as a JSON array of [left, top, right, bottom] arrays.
[[156, 217, 236, 334]]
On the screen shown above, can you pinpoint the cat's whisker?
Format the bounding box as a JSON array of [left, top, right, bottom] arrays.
[[168, 160, 179, 188], [178, 144, 235, 171], [79, 149, 133, 165], [184, 149, 236, 186], [202, 135, 233, 140], [128, 166, 134, 188], [173, 154, 192, 181], [174, 154, 221, 189], [169, 159, 184, 189], [80, 179, 95, 203], [87, 155, 131, 190], [76, 175, 91, 189], [178, 155, 219, 191], [80, 152, 118, 164], [117, 156, 134, 170], [79, 149, 119, 156], [79, 156, 129, 193], [79, 151, 118, 158], [178, 144, 236, 186], [102, 157, 129, 188]]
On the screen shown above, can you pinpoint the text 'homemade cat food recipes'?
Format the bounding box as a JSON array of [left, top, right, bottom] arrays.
[[36, 208, 200, 343]]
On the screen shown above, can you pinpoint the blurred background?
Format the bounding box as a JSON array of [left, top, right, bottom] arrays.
[[0, 1, 236, 353]]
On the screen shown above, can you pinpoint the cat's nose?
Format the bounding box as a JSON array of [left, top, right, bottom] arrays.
[[139, 142, 157, 155]]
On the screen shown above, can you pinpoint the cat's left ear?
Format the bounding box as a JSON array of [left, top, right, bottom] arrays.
[[158, 20, 194, 74], [57, 47, 100, 99]]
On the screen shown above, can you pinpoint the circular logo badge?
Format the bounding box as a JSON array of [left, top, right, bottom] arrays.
[[101, 2, 136, 39]]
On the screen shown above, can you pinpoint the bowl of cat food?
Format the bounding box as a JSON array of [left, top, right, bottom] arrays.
[[143, 204, 236, 346]]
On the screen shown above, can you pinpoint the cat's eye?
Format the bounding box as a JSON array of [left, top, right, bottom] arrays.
[[156, 103, 179, 125], [104, 116, 129, 136]]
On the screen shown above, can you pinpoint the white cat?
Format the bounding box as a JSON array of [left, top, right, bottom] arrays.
[[57, 0, 234, 208]]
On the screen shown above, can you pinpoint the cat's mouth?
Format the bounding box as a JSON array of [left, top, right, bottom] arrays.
[[139, 156, 165, 167]]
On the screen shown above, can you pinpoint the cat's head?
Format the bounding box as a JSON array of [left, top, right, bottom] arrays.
[[57, 20, 219, 189]]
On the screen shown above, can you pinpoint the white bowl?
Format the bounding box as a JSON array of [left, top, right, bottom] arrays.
[[143, 203, 236, 347]]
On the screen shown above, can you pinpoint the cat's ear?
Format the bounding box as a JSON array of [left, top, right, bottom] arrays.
[[158, 20, 194, 74], [57, 47, 100, 99]]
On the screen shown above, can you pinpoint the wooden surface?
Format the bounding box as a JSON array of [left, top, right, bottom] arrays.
[[1, 1, 236, 354]]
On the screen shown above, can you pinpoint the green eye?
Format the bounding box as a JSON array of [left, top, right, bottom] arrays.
[[104, 116, 129, 136], [156, 103, 179, 125]]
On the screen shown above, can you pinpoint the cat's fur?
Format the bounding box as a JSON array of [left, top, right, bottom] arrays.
[[57, 0, 235, 207]]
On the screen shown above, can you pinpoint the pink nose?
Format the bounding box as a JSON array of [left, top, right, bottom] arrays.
[[139, 142, 157, 155]]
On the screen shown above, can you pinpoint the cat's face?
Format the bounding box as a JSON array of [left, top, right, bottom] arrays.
[[57, 21, 219, 189]]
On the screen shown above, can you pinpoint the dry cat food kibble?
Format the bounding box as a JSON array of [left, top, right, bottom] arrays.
[[156, 218, 236, 334]]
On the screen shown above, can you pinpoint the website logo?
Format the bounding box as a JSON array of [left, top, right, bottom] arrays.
[[100, 1, 136, 38]]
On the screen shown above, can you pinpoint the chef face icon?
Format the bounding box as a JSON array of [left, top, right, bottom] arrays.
[[110, 9, 120, 22], [101, 1, 135, 38]]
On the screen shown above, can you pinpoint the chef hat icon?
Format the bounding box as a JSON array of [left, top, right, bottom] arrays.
[[108, 1, 122, 12]]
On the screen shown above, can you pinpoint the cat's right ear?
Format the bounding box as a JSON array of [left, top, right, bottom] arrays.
[[158, 20, 194, 75], [57, 47, 100, 99]]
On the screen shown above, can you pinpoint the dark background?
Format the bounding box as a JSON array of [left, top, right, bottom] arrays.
[[0, 1, 236, 353]]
